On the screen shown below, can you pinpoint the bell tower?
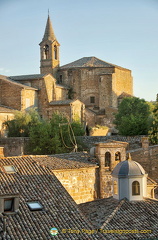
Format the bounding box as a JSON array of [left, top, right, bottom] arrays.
[[39, 14, 60, 78]]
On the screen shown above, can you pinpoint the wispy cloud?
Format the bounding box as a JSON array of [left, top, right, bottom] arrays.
[[0, 67, 11, 73]]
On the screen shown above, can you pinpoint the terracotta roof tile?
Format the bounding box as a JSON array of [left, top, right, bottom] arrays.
[[61, 57, 130, 71], [33, 152, 98, 170], [0, 75, 38, 90], [0, 105, 16, 113], [0, 156, 102, 239], [9, 74, 46, 81], [79, 197, 158, 239]]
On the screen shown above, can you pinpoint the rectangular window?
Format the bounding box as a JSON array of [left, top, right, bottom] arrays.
[[59, 75, 62, 83], [27, 202, 43, 211], [3, 165, 17, 173], [4, 198, 14, 212], [90, 96, 95, 103], [26, 98, 31, 109]]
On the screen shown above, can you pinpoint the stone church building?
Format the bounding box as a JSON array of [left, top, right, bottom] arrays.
[[0, 15, 133, 133]]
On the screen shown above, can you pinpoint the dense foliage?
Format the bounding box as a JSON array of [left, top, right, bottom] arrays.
[[149, 101, 158, 144], [4, 108, 41, 137], [4, 110, 85, 154], [113, 97, 151, 136]]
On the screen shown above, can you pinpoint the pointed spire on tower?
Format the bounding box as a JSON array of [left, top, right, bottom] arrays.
[[42, 14, 57, 42]]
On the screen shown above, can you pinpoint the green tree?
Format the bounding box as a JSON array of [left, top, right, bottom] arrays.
[[149, 102, 158, 144], [3, 108, 41, 137], [28, 112, 85, 154], [113, 97, 151, 136], [4, 110, 85, 154]]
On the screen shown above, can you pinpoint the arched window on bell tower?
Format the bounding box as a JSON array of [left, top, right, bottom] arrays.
[[43, 45, 49, 59], [115, 152, 121, 162], [54, 45, 57, 60], [105, 152, 111, 171]]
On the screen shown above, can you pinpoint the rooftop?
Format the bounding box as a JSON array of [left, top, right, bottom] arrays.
[[118, 92, 133, 99], [33, 152, 98, 170], [0, 75, 38, 90], [49, 99, 82, 106], [79, 197, 158, 239], [9, 74, 47, 81], [61, 57, 130, 70], [0, 155, 101, 239], [0, 105, 16, 113], [112, 159, 146, 177]]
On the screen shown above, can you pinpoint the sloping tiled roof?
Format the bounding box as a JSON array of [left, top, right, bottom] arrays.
[[33, 152, 98, 170], [0, 105, 16, 113], [79, 197, 120, 228], [79, 197, 158, 239], [147, 177, 158, 186], [9, 74, 47, 81], [61, 57, 129, 70], [56, 83, 69, 89], [118, 92, 133, 99], [0, 75, 37, 90], [49, 99, 75, 106], [0, 156, 101, 239]]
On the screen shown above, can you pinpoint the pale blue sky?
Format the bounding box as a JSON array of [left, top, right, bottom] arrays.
[[0, 0, 158, 101]]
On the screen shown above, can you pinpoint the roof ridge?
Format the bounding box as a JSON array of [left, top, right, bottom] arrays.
[[1, 76, 37, 90], [9, 73, 47, 79], [101, 198, 126, 228], [0, 104, 16, 110], [61, 56, 130, 70]]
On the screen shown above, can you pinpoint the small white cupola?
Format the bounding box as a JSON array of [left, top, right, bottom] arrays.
[[112, 154, 148, 201]]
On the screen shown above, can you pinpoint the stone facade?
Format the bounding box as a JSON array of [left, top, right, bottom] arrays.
[[0, 76, 37, 111], [58, 58, 133, 127], [0, 137, 29, 156], [0, 107, 15, 137], [0, 15, 134, 128], [95, 141, 128, 198], [53, 168, 99, 204], [0, 74, 85, 122], [0, 147, 4, 157], [0, 137, 157, 203], [130, 146, 158, 183]]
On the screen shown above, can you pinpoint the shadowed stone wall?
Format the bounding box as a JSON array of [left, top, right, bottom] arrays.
[[53, 168, 99, 204]]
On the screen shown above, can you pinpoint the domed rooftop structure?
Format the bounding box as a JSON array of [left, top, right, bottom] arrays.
[[112, 159, 145, 177]]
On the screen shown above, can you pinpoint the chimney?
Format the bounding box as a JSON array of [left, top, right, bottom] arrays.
[[141, 137, 149, 151], [0, 147, 4, 157]]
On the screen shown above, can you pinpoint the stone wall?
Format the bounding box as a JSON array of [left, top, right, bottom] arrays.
[[0, 78, 37, 112], [47, 105, 71, 120], [77, 135, 144, 150], [130, 145, 158, 182], [0, 79, 22, 110], [53, 168, 99, 204], [0, 137, 29, 157], [0, 112, 14, 137], [21, 89, 37, 110], [112, 68, 133, 107], [99, 171, 113, 199], [0, 147, 4, 157], [58, 65, 132, 117]]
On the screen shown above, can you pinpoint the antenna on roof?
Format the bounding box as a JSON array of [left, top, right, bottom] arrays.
[[59, 122, 78, 152], [48, 9, 49, 16]]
